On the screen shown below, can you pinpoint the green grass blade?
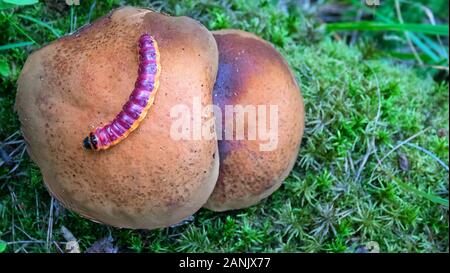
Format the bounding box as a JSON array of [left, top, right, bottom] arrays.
[[360, 6, 449, 63], [70, 4, 74, 33], [408, 33, 440, 62], [0, 0, 38, 9], [396, 180, 449, 207], [417, 33, 449, 59], [17, 14, 61, 38], [0, 2, 15, 9], [0, 58, 10, 77], [325, 21, 449, 36], [0, 41, 33, 51], [86, 0, 97, 24], [0, 240, 6, 253], [385, 51, 433, 63], [5, 15, 40, 46], [3, 0, 38, 5]]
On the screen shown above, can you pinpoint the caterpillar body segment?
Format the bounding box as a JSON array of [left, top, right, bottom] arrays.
[[83, 34, 161, 151]]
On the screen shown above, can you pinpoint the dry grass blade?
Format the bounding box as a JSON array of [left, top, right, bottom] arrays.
[[395, 0, 424, 65], [405, 143, 449, 171], [0, 131, 27, 180], [368, 127, 431, 183], [355, 65, 382, 183], [46, 197, 54, 252]]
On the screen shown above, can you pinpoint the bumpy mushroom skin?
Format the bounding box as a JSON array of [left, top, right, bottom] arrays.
[[16, 7, 219, 229], [204, 30, 305, 211]]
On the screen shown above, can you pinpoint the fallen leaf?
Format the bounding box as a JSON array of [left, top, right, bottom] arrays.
[[60, 226, 80, 253]]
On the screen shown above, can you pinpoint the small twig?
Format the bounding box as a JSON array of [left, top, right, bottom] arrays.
[[11, 204, 15, 252], [379, 129, 430, 165], [53, 241, 64, 253], [7, 240, 46, 245], [46, 197, 55, 252], [348, 151, 355, 175], [344, 152, 350, 178], [355, 139, 375, 182], [3, 140, 25, 146], [355, 65, 382, 182], [404, 142, 449, 171], [13, 224, 40, 242], [8, 185, 25, 215], [3, 161, 21, 176], [19, 144, 27, 158], [0, 136, 26, 178], [0, 139, 25, 167], [15, 245, 27, 253], [3, 130, 20, 142], [395, 0, 424, 66], [35, 189, 41, 231], [350, 9, 363, 46], [8, 142, 25, 156], [0, 146, 12, 167], [425, 65, 449, 71]]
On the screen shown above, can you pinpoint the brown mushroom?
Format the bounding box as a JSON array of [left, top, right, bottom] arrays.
[[204, 29, 305, 211], [15, 7, 219, 229]]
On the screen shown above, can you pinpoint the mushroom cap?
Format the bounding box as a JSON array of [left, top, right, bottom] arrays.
[[204, 29, 305, 211], [15, 7, 219, 229]]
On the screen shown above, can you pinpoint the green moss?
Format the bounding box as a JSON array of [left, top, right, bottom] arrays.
[[0, 0, 448, 253]]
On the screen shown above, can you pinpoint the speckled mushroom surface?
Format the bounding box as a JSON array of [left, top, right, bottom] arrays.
[[204, 29, 305, 211], [15, 7, 219, 229]]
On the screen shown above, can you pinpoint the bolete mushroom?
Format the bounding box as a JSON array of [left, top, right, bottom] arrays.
[[15, 7, 220, 229], [204, 30, 305, 211]]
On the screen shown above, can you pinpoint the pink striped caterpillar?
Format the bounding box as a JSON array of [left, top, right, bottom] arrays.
[[83, 34, 161, 151]]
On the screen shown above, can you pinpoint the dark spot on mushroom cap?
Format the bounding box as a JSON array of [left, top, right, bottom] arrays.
[[212, 33, 285, 107], [205, 30, 304, 212]]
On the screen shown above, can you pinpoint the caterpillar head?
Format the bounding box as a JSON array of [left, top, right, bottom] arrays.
[[82, 133, 99, 151]]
